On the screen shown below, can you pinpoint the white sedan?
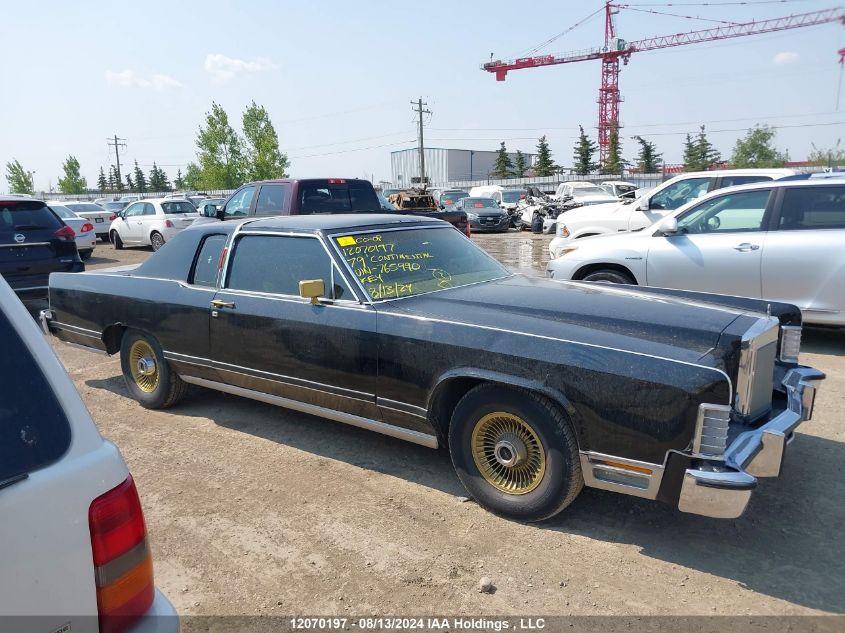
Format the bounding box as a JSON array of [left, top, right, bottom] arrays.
[[63, 202, 115, 240], [546, 179, 845, 326], [46, 202, 97, 260], [109, 198, 196, 251]]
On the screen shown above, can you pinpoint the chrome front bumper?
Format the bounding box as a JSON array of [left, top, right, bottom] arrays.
[[678, 366, 825, 519]]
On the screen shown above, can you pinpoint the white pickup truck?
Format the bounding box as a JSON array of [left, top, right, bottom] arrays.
[[0, 276, 178, 633], [548, 169, 798, 258]]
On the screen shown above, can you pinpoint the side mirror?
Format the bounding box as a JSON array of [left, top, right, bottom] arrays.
[[215, 206, 225, 221], [637, 197, 650, 211], [658, 217, 678, 235], [203, 204, 218, 218], [299, 279, 325, 305]]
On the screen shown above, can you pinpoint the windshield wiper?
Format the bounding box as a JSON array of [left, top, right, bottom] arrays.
[[0, 472, 28, 492]]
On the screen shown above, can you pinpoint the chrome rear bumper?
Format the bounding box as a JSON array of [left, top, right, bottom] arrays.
[[678, 366, 824, 519]]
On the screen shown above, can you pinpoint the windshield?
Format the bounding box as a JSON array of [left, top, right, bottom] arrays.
[[440, 191, 468, 205], [501, 190, 525, 203], [49, 205, 75, 219], [335, 226, 510, 301], [161, 201, 196, 215], [66, 203, 105, 213], [465, 198, 499, 209], [102, 202, 124, 211], [572, 186, 612, 197]]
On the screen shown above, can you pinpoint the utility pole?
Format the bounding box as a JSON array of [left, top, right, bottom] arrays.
[[411, 98, 431, 187], [107, 135, 127, 188]]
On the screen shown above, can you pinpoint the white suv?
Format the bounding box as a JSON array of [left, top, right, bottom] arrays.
[[109, 198, 197, 251], [549, 169, 798, 258], [0, 276, 177, 632], [546, 179, 845, 326]]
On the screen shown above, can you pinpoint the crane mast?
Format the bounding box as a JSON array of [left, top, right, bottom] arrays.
[[483, 3, 845, 166]]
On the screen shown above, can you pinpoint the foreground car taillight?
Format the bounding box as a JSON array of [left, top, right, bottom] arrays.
[[55, 225, 76, 240], [81, 223, 94, 233], [89, 475, 154, 633]]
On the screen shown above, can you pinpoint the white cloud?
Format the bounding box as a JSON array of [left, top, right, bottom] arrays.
[[772, 51, 800, 66], [105, 69, 184, 91], [204, 53, 277, 83]]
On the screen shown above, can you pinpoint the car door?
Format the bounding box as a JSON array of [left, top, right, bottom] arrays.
[[632, 176, 713, 230], [646, 188, 773, 297], [222, 185, 257, 219], [253, 183, 291, 216], [208, 232, 379, 419], [139, 202, 158, 244], [119, 202, 145, 243], [761, 184, 845, 324]]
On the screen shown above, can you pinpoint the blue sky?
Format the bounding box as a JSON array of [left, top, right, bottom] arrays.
[[2, 0, 843, 190]]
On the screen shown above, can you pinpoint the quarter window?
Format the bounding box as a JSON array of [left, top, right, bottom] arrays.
[[227, 235, 334, 297], [778, 186, 845, 230], [225, 186, 256, 217], [191, 234, 227, 287], [254, 184, 290, 215], [676, 189, 771, 234], [650, 177, 711, 211]]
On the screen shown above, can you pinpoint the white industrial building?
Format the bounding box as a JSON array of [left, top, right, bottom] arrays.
[[390, 148, 536, 187]]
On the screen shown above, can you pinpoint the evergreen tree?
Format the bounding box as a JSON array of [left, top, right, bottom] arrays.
[[5, 159, 34, 194], [125, 174, 134, 192], [173, 168, 185, 190], [534, 135, 557, 177], [602, 129, 625, 175], [730, 125, 786, 168], [97, 167, 108, 193], [132, 160, 147, 193], [195, 101, 244, 189], [684, 125, 722, 171], [242, 100, 289, 181], [57, 155, 88, 194], [682, 133, 698, 171], [491, 142, 514, 179], [633, 136, 662, 173], [513, 150, 526, 178], [573, 126, 598, 176], [148, 162, 170, 192]]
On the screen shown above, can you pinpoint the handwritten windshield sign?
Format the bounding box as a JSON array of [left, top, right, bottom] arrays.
[[334, 228, 508, 301]]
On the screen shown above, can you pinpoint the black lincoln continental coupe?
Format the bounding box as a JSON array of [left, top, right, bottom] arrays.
[[42, 214, 823, 522]]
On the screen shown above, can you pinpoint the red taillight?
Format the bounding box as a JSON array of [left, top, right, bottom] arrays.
[[55, 225, 76, 240], [89, 476, 154, 633], [109, 214, 117, 221], [81, 223, 94, 233], [327, 179, 346, 184], [164, 219, 174, 228]]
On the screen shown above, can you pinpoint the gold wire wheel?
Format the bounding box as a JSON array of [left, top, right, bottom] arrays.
[[470, 411, 546, 495], [128, 339, 160, 393]]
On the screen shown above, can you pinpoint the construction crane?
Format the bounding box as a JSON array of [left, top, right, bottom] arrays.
[[483, 2, 845, 165]]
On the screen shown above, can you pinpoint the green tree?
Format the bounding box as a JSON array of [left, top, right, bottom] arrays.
[[58, 155, 87, 194], [730, 125, 786, 168], [534, 135, 557, 177], [602, 129, 625, 174], [683, 125, 721, 171], [513, 150, 526, 178], [633, 136, 662, 173], [5, 159, 34, 194], [242, 100, 289, 181], [183, 162, 202, 190], [125, 173, 134, 192], [132, 160, 147, 193], [148, 163, 170, 192], [491, 141, 513, 179], [195, 102, 244, 189], [808, 141, 845, 167], [97, 167, 108, 193], [573, 125, 598, 176], [173, 168, 185, 190]]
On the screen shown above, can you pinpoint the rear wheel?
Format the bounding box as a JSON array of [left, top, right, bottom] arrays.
[[111, 230, 123, 250], [80, 250, 93, 261], [120, 330, 186, 409], [150, 231, 165, 251], [581, 269, 635, 284], [449, 384, 582, 522]]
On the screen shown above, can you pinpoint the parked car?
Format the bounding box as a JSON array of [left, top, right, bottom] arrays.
[[61, 202, 116, 240], [490, 189, 527, 213], [42, 214, 823, 522], [109, 198, 196, 251], [46, 202, 97, 260], [468, 185, 503, 198], [0, 275, 178, 633], [200, 178, 471, 236], [454, 196, 510, 232], [0, 197, 83, 300], [547, 179, 845, 326], [600, 180, 639, 199], [549, 168, 799, 258], [196, 197, 227, 216], [118, 195, 141, 204], [554, 182, 618, 206], [437, 190, 469, 209], [101, 200, 129, 215]]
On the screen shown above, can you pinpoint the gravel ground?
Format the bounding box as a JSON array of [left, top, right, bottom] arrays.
[[47, 233, 845, 620]]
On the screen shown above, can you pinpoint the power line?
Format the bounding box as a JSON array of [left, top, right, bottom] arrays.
[[621, 1, 813, 6], [411, 98, 431, 184], [106, 135, 126, 185]]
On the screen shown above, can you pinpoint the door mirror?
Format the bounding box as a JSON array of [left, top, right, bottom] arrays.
[[299, 279, 325, 304], [658, 217, 678, 235], [216, 205, 225, 221], [637, 197, 650, 211], [203, 204, 218, 218]]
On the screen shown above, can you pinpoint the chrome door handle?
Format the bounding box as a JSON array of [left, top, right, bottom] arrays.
[[734, 243, 760, 252], [210, 299, 235, 308]]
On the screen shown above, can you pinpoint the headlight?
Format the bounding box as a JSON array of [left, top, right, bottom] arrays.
[[467, 212, 478, 220], [557, 223, 570, 238], [779, 325, 802, 363]]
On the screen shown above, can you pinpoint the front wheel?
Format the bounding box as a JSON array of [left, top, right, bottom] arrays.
[[150, 231, 165, 251], [111, 230, 123, 250], [581, 269, 635, 284], [449, 384, 583, 522], [120, 330, 187, 409]]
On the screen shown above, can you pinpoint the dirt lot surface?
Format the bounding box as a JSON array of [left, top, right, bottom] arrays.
[[48, 234, 845, 619]]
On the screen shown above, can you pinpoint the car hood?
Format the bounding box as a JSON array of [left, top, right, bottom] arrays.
[[562, 199, 627, 219], [573, 194, 619, 205], [379, 275, 746, 363]]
